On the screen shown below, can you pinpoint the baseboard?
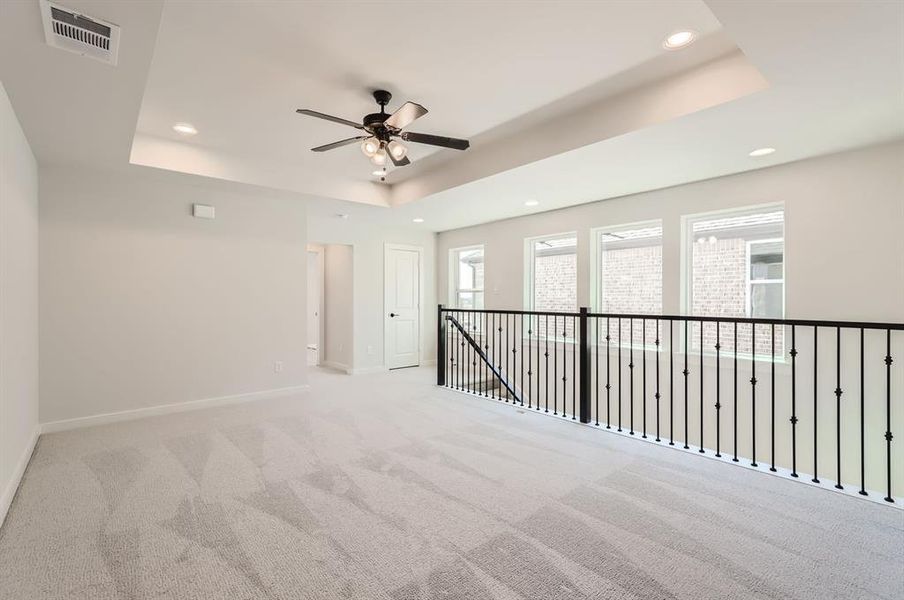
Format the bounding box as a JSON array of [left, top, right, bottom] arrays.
[[0, 425, 40, 529], [40, 384, 310, 434], [320, 361, 352, 374], [350, 365, 389, 375]]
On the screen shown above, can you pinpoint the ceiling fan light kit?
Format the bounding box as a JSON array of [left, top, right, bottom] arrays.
[[297, 89, 470, 174]]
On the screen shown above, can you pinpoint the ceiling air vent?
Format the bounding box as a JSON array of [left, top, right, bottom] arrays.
[[39, 0, 120, 66]]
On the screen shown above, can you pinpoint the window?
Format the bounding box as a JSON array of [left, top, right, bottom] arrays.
[[449, 246, 484, 309], [685, 206, 784, 354], [527, 234, 577, 312], [526, 233, 577, 338], [594, 222, 662, 345], [594, 222, 663, 314]]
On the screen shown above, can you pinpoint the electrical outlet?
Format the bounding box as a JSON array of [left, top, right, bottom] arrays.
[[274, 361, 283, 373], [367, 345, 374, 356]]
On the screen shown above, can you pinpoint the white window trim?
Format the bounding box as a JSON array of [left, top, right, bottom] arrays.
[[448, 244, 484, 309], [590, 219, 663, 314]]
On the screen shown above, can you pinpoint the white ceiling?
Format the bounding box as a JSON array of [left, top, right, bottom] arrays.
[[1, 0, 902, 232]]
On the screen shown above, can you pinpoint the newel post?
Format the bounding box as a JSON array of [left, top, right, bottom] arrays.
[[437, 304, 446, 386], [579, 307, 591, 423]]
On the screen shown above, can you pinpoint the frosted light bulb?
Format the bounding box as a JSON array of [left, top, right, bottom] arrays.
[[387, 140, 407, 160], [360, 137, 379, 157]]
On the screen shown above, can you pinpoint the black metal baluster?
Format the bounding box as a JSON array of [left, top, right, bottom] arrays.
[[606, 318, 612, 428], [770, 323, 776, 472], [505, 313, 511, 403], [562, 315, 568, 417], [790, 325, 798, 477], [884, 329, 894, 503], [733, 322, 738, 462], [545, 315, 550, 413], [562, 316, 568, 417], [595, 318, 600, 426], [629, 318, 635, 435], [835, 327, 843, 489], [484, 313, 490, 397], [642, 318, 647, 438], [751, 324, 758, 467], [572, 315, 577, 420], [527, 315, 532, 409], [490, 312, 496, 400], [655, 319, 661, 442], [670, 320, 675, 445], [813, 326, 819, 483], [498, 312, 504, 401], [553, 315, 556, 409], [520, 314, 525, 407], [859, 328, 866, 495], [467, 311, 472, 394], [452, 311, 457, 390], [683, 319, 689, 450], [699, 320, 705, 453], [716, 322, 722, 457], [618, 318, 623, 432]]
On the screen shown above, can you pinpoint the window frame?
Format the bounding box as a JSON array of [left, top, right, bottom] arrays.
[[523, 231, 578, 313], [680, 203, 787, 360], [448, 244, 485, 309], [681, 203, 786, 318]]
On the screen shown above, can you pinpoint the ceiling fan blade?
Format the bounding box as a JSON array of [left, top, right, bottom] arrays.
[[401, 132, 469, 151], [296, 109, 364, 130], [388, 151, 411, 167], [385, 102, 428, 130], [311, 136, 367, 152]]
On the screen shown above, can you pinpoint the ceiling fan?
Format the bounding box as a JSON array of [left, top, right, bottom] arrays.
[[296, 90, 470, 175]]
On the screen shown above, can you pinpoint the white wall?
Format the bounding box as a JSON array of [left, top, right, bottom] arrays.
[[0, 81, 39, 524], [39, 167, 308, 424], [323, 244, 354, 370], [438, 142, 904, 323], [308, 217, 436, 373]]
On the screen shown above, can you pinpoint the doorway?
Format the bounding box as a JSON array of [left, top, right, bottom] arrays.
[[384, 244, 422, 369]]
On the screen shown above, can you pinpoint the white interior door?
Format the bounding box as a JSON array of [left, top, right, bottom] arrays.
[[385, 245, 421, 369], [307, 250, 321, 366]]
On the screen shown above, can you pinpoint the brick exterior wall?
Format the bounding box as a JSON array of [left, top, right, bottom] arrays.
[[601, 245, 662, 344], [692, 238, 783, 355], [534, 253, 576, 338]]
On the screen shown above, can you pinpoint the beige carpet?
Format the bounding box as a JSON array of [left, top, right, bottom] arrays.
[[0, 367, 901, 599]]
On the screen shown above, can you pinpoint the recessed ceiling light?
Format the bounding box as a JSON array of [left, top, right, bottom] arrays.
[[749, 147, 776, 157], [663, 30, 697, 50], [412, 218, 424, 223], [172, 122, 198, 135], [525, 200, 540, 207]]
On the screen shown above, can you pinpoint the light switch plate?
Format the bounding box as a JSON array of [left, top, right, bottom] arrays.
[[193, 204, 215, 219]]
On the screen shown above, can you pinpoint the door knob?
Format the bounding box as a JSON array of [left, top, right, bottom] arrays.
[[389, 312, 397, 317]]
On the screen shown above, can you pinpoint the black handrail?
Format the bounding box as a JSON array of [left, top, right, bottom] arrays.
[[438, 306, 904, 331]]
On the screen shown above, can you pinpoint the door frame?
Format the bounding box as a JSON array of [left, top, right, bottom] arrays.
[[307, 245, 325, 366], [384, 243, 424, 369]]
